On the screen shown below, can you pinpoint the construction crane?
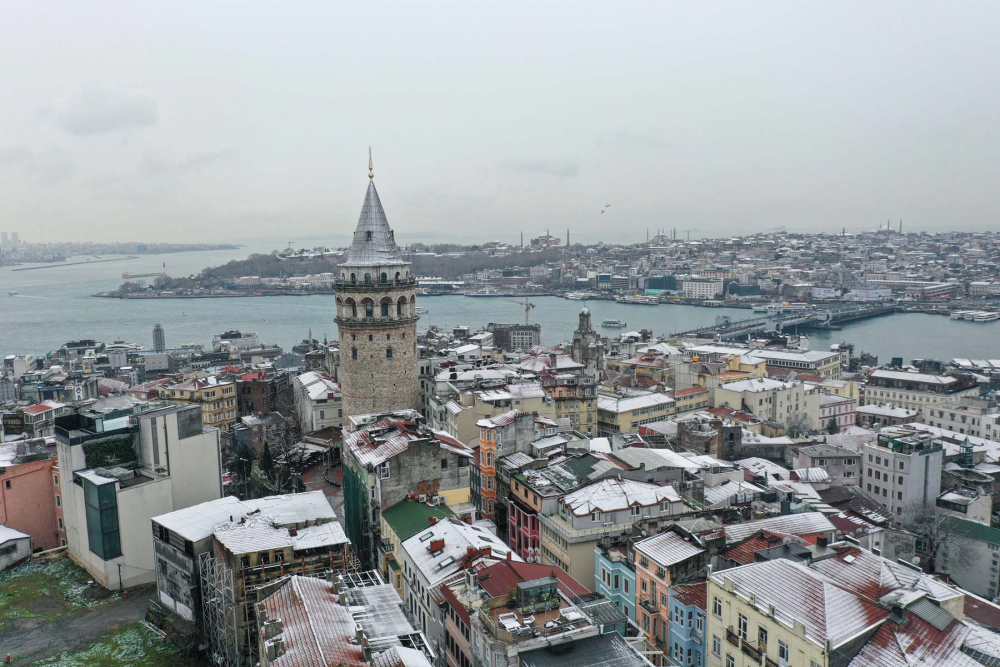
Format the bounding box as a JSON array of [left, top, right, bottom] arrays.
[[502, 295, 536, 326]]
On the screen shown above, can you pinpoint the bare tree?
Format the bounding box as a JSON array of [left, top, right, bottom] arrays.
[[785, 411, 813, 438], [902, 503, 979, 573]]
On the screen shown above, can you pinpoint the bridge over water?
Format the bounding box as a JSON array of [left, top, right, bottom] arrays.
[[673, 304, 900, 341]]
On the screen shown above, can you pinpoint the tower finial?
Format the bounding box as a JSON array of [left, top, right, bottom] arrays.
[[368, 148, 374, 180]]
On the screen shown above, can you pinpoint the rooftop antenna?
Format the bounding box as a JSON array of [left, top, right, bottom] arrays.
[[368, 148, 374, 180]]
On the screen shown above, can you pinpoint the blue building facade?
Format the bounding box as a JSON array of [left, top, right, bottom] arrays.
[[594, 544, 636, 621], [667, 582, 706, 667]]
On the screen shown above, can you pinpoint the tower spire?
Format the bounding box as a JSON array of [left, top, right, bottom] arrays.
[[368, 148, 374, 180]]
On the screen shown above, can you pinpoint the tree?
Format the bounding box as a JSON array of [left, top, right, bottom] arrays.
[[902, 504, 979, 573], [261, 442, 274, 479], [785, 411, 813, 438], [827, 418, 839, 435]]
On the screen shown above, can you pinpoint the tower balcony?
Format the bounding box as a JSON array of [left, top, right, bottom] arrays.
[[334, 276, 417, 292], [335, 315, 420, 329]]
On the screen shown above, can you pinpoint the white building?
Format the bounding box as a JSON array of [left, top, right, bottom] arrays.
[[682, 279, 723, 299], [920, 396, 997, 438], [863, 430, 942, 517], [0, 525, 32, 570], [292, 371, 342, 432], [58, 404, 223, 589], [864, 369, 980, 416], [713, 378, 819, 430], [399, 517, 518, 653]]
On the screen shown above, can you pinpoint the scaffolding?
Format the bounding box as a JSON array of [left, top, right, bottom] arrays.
[[199, 552, 240, 667]]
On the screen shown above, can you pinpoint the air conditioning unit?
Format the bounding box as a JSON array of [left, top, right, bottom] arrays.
[[418, 494, 428, 503]]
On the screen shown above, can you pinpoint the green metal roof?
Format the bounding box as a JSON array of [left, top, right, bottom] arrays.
[[382, 500, 456, 543], [944, 516, 1000, 545]]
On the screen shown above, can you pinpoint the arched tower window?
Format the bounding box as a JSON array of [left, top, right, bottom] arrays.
[[345, 298, 357, 318], [365, 301, 374, 318], [386, 348, 393, 359], [397, 297, 405, 316], [364, 273, 371, 284], [366, 231, 373, 241], [395, 271, 401, 282], [380, 272, 387, 284], [350, 273, 357, 284], [381, 302, 389, 317]]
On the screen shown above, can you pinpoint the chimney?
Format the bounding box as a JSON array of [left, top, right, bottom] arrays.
[[429, 517, 438, 525], [506, 551, 512, 561], [429, 538, 445, 553], [816, 535, 829, 548], [289, 528, 297, 537], [549, 353, 558, 368]]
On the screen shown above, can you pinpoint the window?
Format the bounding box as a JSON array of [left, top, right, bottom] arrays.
[[779, 641, 789, 662], [592, 510, 602, 522], [365, 302, 374, 317], [58, 517, 64, 530], [737, 614, 748, 640], [726, 655, 734, 667], [55, 494, 61, 508], [53, 474, 59, 486], [379, 462, 391, 479], [386, 348, 393, 359], [352, 348, 358, 360], [83, 479, 121, 560], [631, 505, 641, 517], [381, 302, 389, 317], [3, 480, 9, 489], [624, 579, 629, 594], [712, 636, 721, 656], [758, 627, 768, 647], [713, 597, 722, 618]]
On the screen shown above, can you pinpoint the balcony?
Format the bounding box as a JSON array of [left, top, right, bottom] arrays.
[[726, 627, 740, 648], [334, 277, 418, 291], [639, 597, 658, 615], [764, 658, 779, 667], [741, 639, 762, 664]]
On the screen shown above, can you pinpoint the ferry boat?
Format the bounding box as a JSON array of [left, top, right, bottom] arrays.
[[950, 310, 999, 322], [602, 319, 627, 327], [464, 287, 513, 297], [616, 295, 659, 305], [122, 272, 166, 279], [415, 306, 428, 314], [973, 312, 1000, 322], [565, 292, 591, 300], [8, 291, 17, 296]]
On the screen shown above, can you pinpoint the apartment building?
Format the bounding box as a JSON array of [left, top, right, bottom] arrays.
[[682, 279, 723, 299], [597, 390, 676, 436], [0, 438, 65, 551], [291, 370, 342, 432], [794, 444, 860, 486], [713, 378, 818, 431], [668, 582, 707, 667], [921, 396, 998, 437], [863, 370, 979, 416], [540, 477, 687, 591], [862, 430, 943, 517], [818, 394, 856, 433], [163, 376, 237, 430], [56, 404, 222, 589], [746, 348, 842, 379]]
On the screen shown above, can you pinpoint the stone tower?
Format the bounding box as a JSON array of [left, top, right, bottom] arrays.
[[335, 158, 420, 420], [570, 307, 604, 376]]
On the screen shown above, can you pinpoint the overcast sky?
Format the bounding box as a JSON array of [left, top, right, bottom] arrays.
[[2, 2, 999, 246]]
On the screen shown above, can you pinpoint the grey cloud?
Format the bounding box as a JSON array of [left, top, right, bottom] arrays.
[[500, 158, 581, 178], [0, 145, 76, 184], [597, 130, 672, 150], [62, 88, 157, 136], [139, 150, 231, 177]]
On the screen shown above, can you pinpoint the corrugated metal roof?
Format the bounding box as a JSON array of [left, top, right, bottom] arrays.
[[634, 530, 704, 567]]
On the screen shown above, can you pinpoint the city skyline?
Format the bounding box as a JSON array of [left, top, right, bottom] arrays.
[[3, 2, 1000, 245]]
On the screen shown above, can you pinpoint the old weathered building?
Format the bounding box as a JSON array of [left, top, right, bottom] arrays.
[[335, 157, 420, 419]]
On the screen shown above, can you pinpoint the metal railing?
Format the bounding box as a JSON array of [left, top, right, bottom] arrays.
[[741, 638, 762, 664], [726, 627, 740, 647]]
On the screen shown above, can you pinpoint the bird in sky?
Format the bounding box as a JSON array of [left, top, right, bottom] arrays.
[[600, 209, 605, 214], [605, 202, 611, 208]]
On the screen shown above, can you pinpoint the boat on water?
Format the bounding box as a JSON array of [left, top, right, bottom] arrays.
[[951, 310, 999, 322], [415, 306, 428, 314], [565, 291, 597, 300], [602, 319, 627, 327], [616, 295, 659, 305], [8, 291, 17, 296]]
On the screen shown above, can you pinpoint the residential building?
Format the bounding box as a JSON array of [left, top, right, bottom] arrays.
[[794, 444, 860, 486], [343, 411, 472, 570], [540, 477, 687, 591], [597, 390, 676, 436], [0, 438, 65, 551], [713, 378, 818, 431], [863, 429, 943, 517], [682, 279, 723, 299], [256, 571, 433, 667], [292, 370, 343, 432], [595, 542, 637, 621], [818, 394, 856, 433], [236, 369, 292, 416], [935, 517, 1000, 600], [399, 516, 517, 646], [863, 369, 979, 416], [669, 387, 711, 414], [855, 403, 918, 429], [56, 403, 223, 589], [163, 376, 237, 430], [668, 582, 706, 667], [921, 396, 998, 437], [634, 530, 706, 660], [380, 499, 456, 596]]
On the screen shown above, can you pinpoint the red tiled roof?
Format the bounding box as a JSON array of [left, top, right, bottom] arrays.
[[23, 404, 54, 415], [849, 612, 977, 667], [720, 531, 788, 565], [670, 582, 706, 611], [964, 593, 1000, 630], [670, 387, 710, 398], [476, 560, 590, 598]]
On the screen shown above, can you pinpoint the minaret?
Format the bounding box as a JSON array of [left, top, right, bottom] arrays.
[[566, 228, 570, 247], [334, 153, 420, 419]]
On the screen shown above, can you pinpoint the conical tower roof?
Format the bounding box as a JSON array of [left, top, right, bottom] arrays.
[[343, 180, 407, 267]]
